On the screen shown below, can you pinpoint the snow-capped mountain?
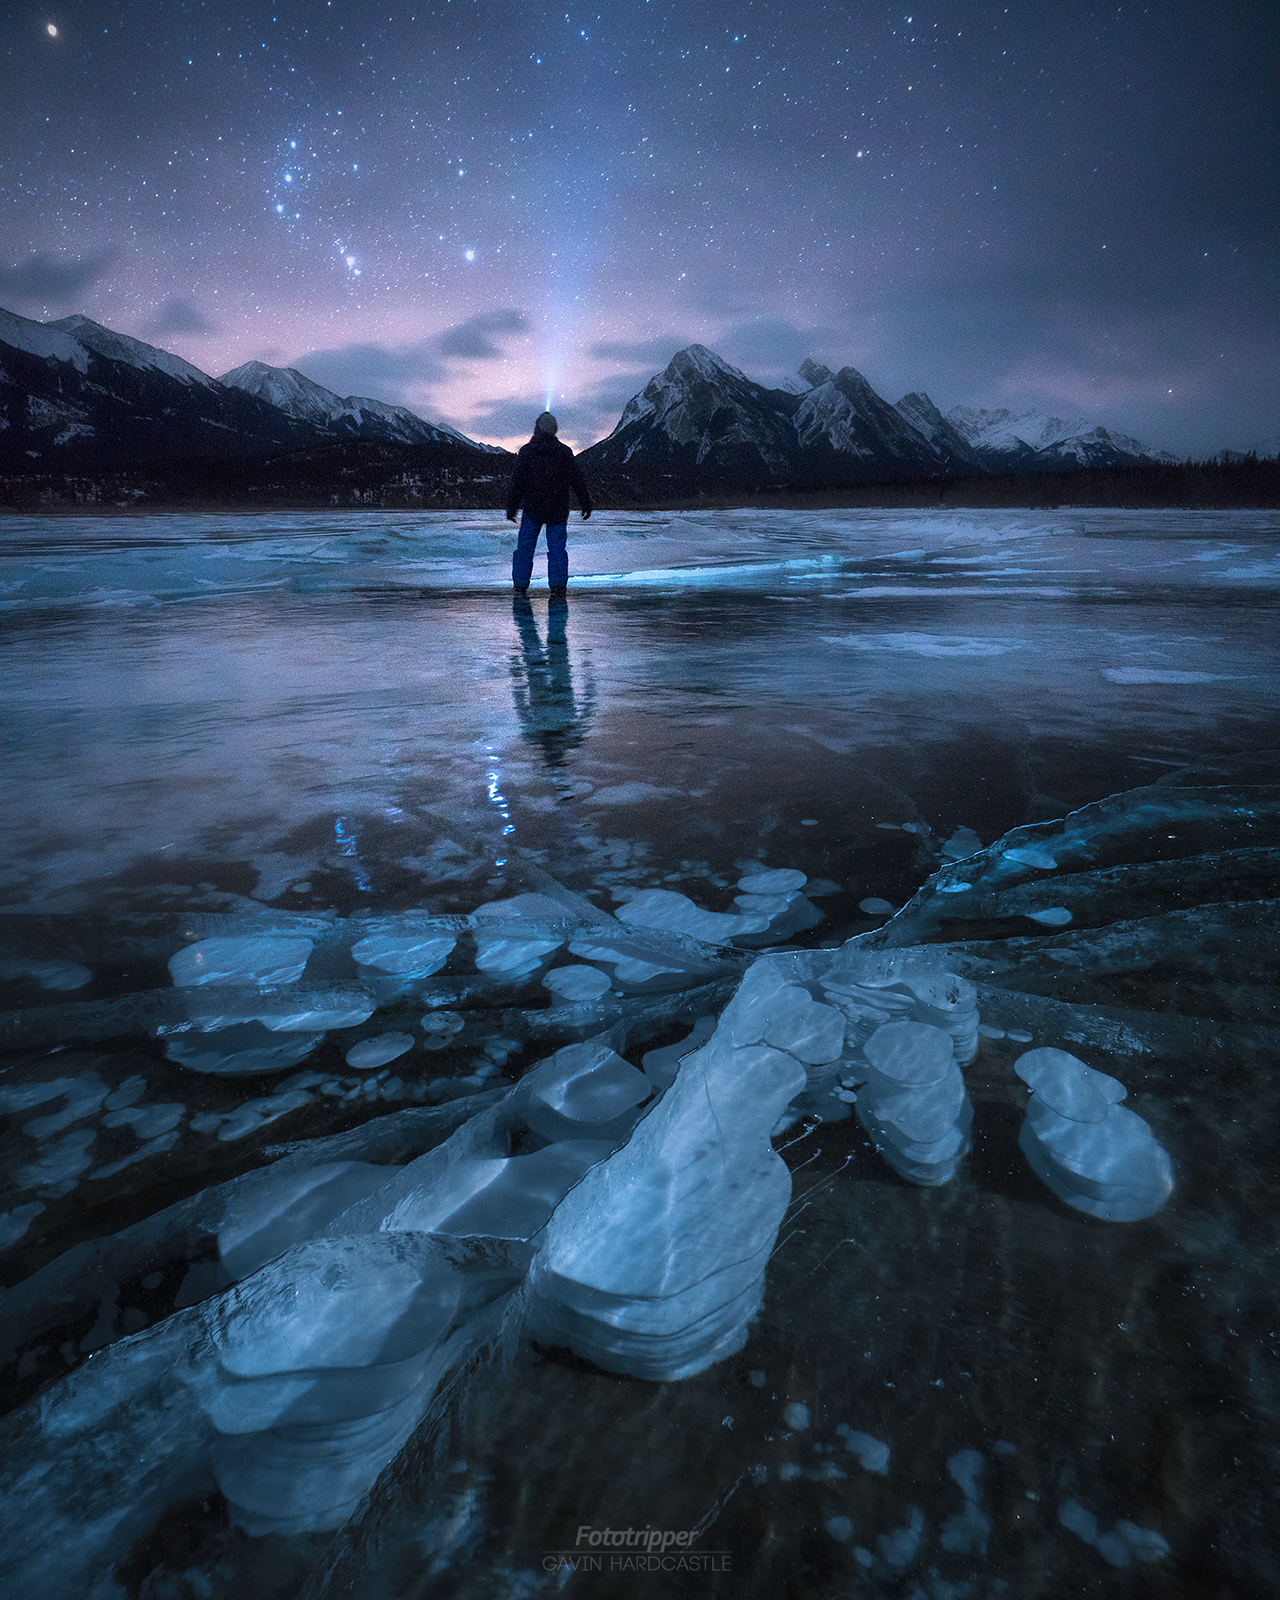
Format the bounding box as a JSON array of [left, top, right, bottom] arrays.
[[0, 306, 508, 475], [945, 404, 1172, 469], [894, 392, 987, 474], [220, 361, 502, 452], [583, 345, 803, 482], [581, 347, 958, 488], [50, 315, 217, 388], [792, 367, 947, 478], [0, 306, 321, 470]]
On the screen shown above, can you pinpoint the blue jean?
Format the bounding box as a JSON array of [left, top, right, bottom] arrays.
[[512, 514, 568, 588]]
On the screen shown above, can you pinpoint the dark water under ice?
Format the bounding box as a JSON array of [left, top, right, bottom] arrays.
[[0, 507, 1277, 1600]]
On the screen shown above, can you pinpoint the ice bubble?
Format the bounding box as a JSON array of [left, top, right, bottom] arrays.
[[0, 1201, 45, 1249], [734, 893, 792, 915], [876, 1506, 923, 1569], [1022, 1103, 1174, 1219], [1095, 1531, 1131, 1567], [1006, 1028, 1033, 1043], [940, 1500, 989, 1555], [252, 995, 376, 1032], [1015, 1048, 1124, 1122], [1113, 1520, 1171, 1562], [346, 1033, 415, 1072], [524, 1038, 651, 1143], [420, 1010, 465, 1048], [863, 1021, 955, 1086], [350, 933, 455, 977], [0, 958, 94, 991], [103, 1075, 146, 1110], [617, 887, 765, 942], [782, 1401, 810, 1431], [749, 1370, 767, 1388], [843, 1431, 890, 1475], [737, 868, 807, 895], [215, 1089, 314, 1141], [947, 1448, 984, 1502], [940, 826, 983, 860], [937, 881, 972, 893], [543, 964, 612, 1002], [1025, 906, 1073, 926], [977, 1023, 1005, 1039], [858, 897, 895, 915], [169, 936, 313, 988], [166, 1023, 325, 1076], [826, 1516, 854, 1542], [1000, 845, 1058, 870], [473, 933, 561, 974], [101, 1103, 184, 1139], [530, 1034, 805, 1381], [1058, 1498, 1098, 1544]]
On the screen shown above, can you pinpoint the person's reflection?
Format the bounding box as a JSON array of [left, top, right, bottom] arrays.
[[510, 593, 594, 766]]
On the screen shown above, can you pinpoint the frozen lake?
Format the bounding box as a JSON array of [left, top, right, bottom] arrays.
[[2, 506, 1277, 913], [1, 506, 1277, 1599]]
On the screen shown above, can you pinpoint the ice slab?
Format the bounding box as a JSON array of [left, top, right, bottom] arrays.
[[218, 1162, 395, 1280]]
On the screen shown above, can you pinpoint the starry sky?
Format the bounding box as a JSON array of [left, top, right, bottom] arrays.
[[2, 1, 1275, 454]]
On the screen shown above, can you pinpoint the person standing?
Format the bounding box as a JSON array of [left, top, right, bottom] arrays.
[[505, 412, 593, 593]]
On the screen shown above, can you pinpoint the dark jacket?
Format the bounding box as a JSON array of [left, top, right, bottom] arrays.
[[506, 432, 593, 525]]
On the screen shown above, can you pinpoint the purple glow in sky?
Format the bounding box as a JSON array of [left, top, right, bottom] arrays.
[[2, 1, 1275, 452]]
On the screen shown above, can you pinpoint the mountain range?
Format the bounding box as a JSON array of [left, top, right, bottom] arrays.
[[0, 302, 1197, 504], [577, 344, 1179, 493]]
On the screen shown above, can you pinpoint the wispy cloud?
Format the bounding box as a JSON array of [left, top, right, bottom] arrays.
[[144, 297, 217, 338], [0, 249, 115, 304]]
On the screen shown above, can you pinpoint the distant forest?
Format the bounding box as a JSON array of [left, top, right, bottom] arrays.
[[1, 446, 1277, 513]]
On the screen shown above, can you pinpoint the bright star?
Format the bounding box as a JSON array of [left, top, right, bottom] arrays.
[[46, 22, 57, 35]]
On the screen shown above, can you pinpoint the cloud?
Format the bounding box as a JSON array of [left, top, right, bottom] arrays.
[[291, 308, 527, 406], [0, 248, 115, 304], [292, 340, 447, 401], [144, 297, 217, 338], [434, 308, 527, 359]]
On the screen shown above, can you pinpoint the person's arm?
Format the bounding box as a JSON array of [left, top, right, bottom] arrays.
[[506, 454, 526, 521], [568, 454, 593, 518]]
